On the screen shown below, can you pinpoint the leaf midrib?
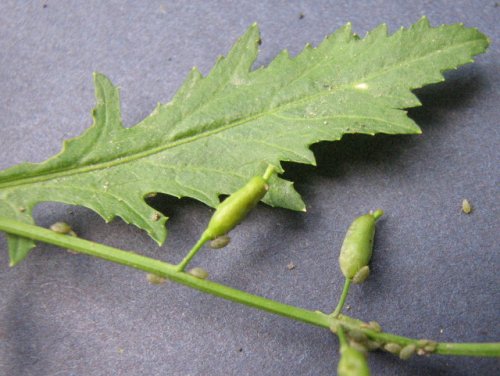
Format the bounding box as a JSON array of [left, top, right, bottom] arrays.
[[0, 37, 482, 191]]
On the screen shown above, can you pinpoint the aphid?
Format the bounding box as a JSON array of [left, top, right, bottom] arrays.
[[352, 265, 370, 284], [187, 267, 209, 279], [348, 340, 368, 354], [462, 199, 472, 214], [50, 222, 73, 234], [146, 273, 166, 285], [384, 343, 402, 355], [339, 209, 383, 280], [348, 329, 368, 342], [205, 176, 269, 239], [361, 321, 382, 332], [209, 235, 231, 249], [424, 341, 438, 353], [399, 344, 417, 360], [364, 340, 381, 351], [151, 212, 161, 221], [417, 348, 426, 356], [417, 339, 429, 347]]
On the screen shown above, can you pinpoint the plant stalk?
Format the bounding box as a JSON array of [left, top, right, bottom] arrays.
[[176, 232, 210, 272], [0, 217, 499, 358], [331, 277, 351, 317]]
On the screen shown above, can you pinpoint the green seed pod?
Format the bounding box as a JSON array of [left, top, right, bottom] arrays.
[[146, 273, 166, 285], [209, 235, 231, 249], [352, 266, 370, 284], [399, 344, 417, 360], [50, 222, 73, 234], [188, 267, 209, 279], [337, 347, 371, 376], [384, 343, 402, 355], [205, 176, 269, 239], [339, 210, 383, 280]]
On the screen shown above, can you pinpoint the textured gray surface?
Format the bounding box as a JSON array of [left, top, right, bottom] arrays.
[[0, 1, 499, 375]]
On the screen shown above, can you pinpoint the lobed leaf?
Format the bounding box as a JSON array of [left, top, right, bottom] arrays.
[[0, 18, 489, 265]]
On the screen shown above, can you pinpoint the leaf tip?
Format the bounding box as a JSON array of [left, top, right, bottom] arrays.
[[417, 15, 431, 28], [92, 71, 110, 83]]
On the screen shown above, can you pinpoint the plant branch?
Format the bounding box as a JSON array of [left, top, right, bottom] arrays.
[[176, 232, 210, 272], [0, 216, 498, 358], [337, 324, 348, 348]]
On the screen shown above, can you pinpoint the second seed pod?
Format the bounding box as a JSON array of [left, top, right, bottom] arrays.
[[339, 210, 383, 280]]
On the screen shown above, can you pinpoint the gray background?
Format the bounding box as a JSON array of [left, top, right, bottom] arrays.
[[0, 1, 498, 375]]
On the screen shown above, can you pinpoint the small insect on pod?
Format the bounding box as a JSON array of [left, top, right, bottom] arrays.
[[204, 174, 270, 240], [384, 343, 402, 355], [399, 344, 417, 360], [188, 267, 209, 280], [209, 235, 231, 249], [146, 273, 167, 285], [339, 210, 383, 282], [50, 222, 73, 235]]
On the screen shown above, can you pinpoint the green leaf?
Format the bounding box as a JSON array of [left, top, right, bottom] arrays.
[[0, 18, 489, 265]]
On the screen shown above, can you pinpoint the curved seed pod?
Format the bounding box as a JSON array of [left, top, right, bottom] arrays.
[[337, 347, 371, 376], [188, 267, 209, 280], [146, 273, 166, 285], [205, 176, 269, 239], [209, 235, 231, 249], [50, 222, 73, 234], [399, 344, 417, 360], [339, 210, 383, 280]]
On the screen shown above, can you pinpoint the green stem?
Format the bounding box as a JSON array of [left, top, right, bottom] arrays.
[[0, 217, 329, 327], [176, 231, 210, 272], [337, 325, 348, 348], [331, 278, 351, 317], [0, 216, 498, 358], [263, 164, 276, 181]]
